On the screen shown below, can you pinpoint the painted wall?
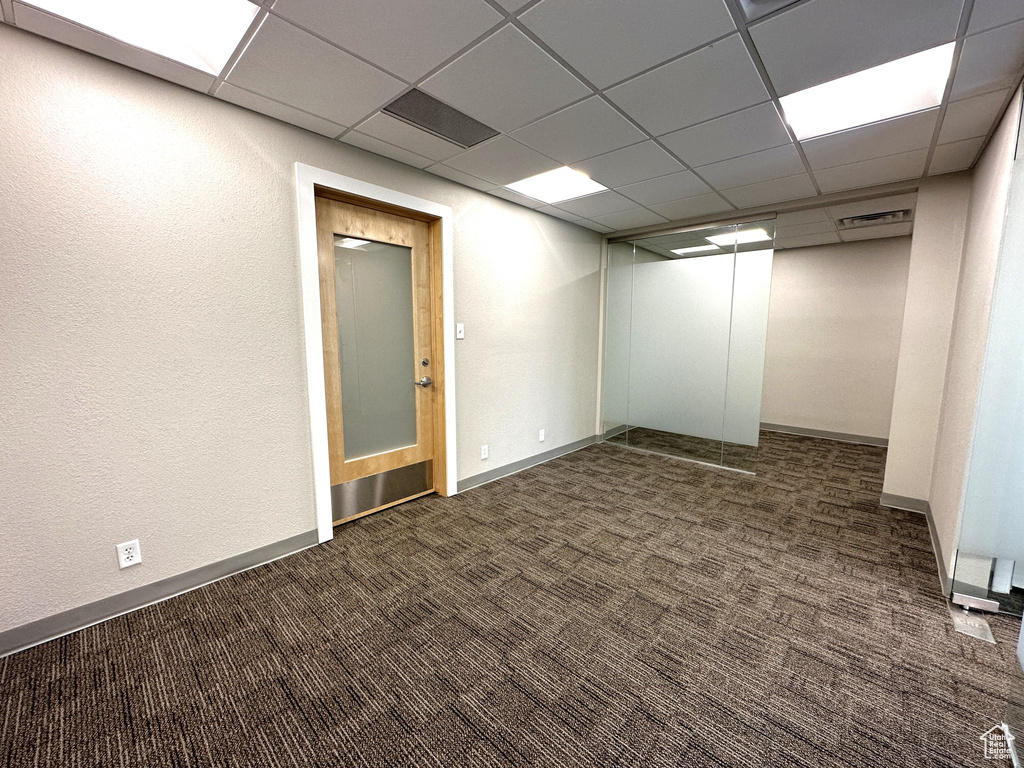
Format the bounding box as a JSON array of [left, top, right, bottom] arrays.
[[882, 174, 972, 502], [761, 237, 912, 439], [0, 25, 602, 635], [931, 88, 1023, 574]]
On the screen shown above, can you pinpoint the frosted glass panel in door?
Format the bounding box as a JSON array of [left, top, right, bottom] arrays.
[[334, 238, 416, 460]]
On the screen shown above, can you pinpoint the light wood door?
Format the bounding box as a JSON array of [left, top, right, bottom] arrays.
[[315, 194, 442, 522]]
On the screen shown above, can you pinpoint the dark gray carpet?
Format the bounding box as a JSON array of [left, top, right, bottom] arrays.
[[2, 432, 1021, 766]]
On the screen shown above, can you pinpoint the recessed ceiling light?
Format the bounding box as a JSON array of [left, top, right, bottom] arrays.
[[506, 167, 607, 204], [671, 245, 720, 255], [335, 237, 371, 249], [706, 228, 772, 247], [779, 43, 955, 140], [23, 0, 260, 75]]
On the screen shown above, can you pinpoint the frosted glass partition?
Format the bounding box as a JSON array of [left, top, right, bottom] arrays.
[[601, 221, 775, 471]]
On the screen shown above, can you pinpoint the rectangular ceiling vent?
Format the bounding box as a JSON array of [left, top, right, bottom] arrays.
[[383, 89, 499, 149], [837, 209, 913, 229]]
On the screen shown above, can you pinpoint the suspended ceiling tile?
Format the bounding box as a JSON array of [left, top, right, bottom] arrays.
[[939, 90, 1011, 144], [12, 2, 216, 92], [815, 150, 928, 194], [511, 97, 646, 164], [487, 186, 546, 209], [520, 0, 734, 89], [930, 137, 987, 174], [341, 131, 434, 169], [491, 0, 532, 11], [605, 35, 769, 136], [616, 171, 711, 206], [271, 0, 501, 82], [775, 231, 841, 249], [658, 102, 791, 168], [951, 20, 1024, 100], [719, 172, 816, 208], [443, 135, 557, 185], [696, 144, 805, 189], [801, 109, 939, 171], [967, 0, 1024, 34], [775, 208, 832, 227], [425, 163, 495, 191], [578, 219, 615, 234], [775, 220, 838, 238], [420, 26, 591, 133], [537, 205, 585, 223], [750, 0, 964, 95], [556, 190, 637, 218], [826, 193, 918, 220], [591, 207, 670, 231], [356, 113, 465, 162], [572, 141, 684, 188], [648, 193, 734, 222], [226, 16, 404, 127], [840, 222, 914, 241], [215, 83, 345, 137]]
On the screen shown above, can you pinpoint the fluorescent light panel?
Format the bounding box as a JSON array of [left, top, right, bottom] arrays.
[[671, 244, 720, 255], [706, 228, 772, 246], [506, 167, 607, 204], [780, 43, 955, 140], [24, 0, 260, 75]]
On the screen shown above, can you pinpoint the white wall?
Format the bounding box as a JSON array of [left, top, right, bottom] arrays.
[[761, 237, 911, 439], [0, 25, 602, 635], [883, 174, 972, 501], [931, 88, 1023, 574]]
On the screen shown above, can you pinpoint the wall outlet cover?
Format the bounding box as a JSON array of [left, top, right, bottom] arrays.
[[481, 444, 488, 460], [117, 539, 142, 569]]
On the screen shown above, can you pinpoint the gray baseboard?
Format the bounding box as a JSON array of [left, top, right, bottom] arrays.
[[457, 435, 598, 493], [760, 422, 888, 447], [0, 529, 319, 659], [879, 493, 952, 597]]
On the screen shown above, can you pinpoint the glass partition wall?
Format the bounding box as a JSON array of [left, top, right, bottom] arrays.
[[602, 220, 775, 472]]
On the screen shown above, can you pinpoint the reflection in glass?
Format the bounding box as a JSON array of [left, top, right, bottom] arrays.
[[334, 236, 417, 460]]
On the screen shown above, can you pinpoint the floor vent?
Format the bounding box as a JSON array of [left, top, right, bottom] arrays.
[[383, 89, 499, 149], [837, 209, 913, 229]]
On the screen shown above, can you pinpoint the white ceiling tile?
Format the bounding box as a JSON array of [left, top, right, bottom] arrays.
[[556, 190, 637, 218], [487, 186, 546, 208], [12, 2, 216, 92], [968, 0, 1024, 34], [538, 205, 585, 222], [775, 232, 842, 249], [510, 98, 646, 163], [215, 83, 345, 137], [929, 137, 987, 175], [775, 221, 837, 239], [572, 142, 684, 188], [658, 102, 790, 167], [342, 131, 433, 168], [826, 194, 918, 221], [802, 110, 939, 170], [520, 0, 735, 89], [271, 0, 502, 82], [426, 163, 495, 191], [775, 208, 832, 227], [951, 20, 1024, 100], [420, 26, 591, 132], [605, 35, 769, 136], [648, 193, 734, 221], [750, 0, 964, 95], [939, 90, 1011, 143], [492, 0, 532, 11], [443, 136, 558, 185], [840, 222, 914, 241], [356, 113, 464, 162], [696, 144, 805, 189], [815, 150, 928, 194], [578, 220, 615, 233], [591, 208, 670, 231], [616, 171, 711, 207], [227, 16, 404, 127], [720, 173, 816, 208]]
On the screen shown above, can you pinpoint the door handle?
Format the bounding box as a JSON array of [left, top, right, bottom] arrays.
[[414, 376, 433, 388]]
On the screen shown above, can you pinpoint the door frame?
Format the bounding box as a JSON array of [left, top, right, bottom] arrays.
[[295, 163, 458, 543]]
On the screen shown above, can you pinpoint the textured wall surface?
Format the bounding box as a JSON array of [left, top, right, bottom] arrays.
[[0, 25, 602, 634], [761, 237, 911, 439]]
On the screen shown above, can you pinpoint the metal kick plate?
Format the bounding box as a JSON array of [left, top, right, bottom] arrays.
[[331, 461, 432, 522]]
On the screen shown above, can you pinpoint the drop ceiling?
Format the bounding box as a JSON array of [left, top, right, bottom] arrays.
[[4, 0, 1024, 242]]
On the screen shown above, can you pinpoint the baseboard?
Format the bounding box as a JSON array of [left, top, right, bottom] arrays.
[[760, 422, 888, 447], [0, 529, 319, 659], [879, 493, 952, 597], [457, 435, 597, 492]]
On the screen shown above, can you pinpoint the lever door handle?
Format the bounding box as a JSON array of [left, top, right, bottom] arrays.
[[414, 376, 433, 388]]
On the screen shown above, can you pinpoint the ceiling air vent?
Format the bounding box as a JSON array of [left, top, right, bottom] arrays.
[[836, 209, 913, 230], [383, 89, 499, 149]]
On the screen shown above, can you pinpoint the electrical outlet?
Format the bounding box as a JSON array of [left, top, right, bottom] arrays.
[[456, 323, 465, 340], [539, 429, 545, 442], [116, 539, 142, 569], [481, 444, 488, 460]]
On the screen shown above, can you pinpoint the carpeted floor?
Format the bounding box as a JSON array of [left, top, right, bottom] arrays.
[[606, 426, 758, 471], [2, 432, 1021, 767]]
